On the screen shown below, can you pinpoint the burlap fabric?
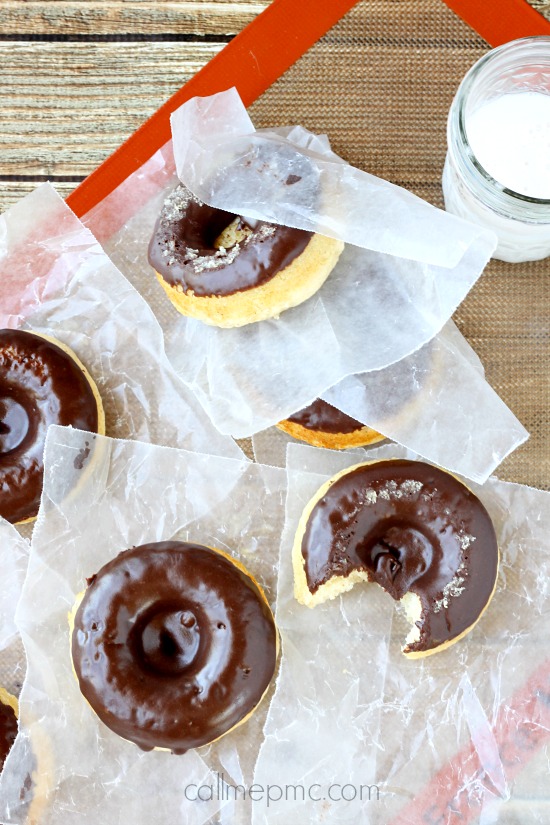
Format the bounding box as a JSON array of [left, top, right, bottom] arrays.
[[249, 0, 549, 490]]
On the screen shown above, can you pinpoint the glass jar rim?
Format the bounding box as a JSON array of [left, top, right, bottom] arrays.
[[449, 35, 550, 221]]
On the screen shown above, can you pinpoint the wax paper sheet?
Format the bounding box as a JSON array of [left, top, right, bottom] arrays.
[[0, 427, 287, 825], [0, 518, 28, 702], [172, 88, 495, 268], [250, 441, 550, 824], [86, 90, 524, 481], [0, 183, 241, 463], [0, 519, 28, 655], [166, 88, 498, 438], [0, 525, 26, 825], [253, 322, 528, 483]]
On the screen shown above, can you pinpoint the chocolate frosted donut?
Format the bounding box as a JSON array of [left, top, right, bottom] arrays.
[[148, 184, 344, 328], [0, 330, 105, 524], [0, 688, 18, 772], [71, 541, 278, 753], [149, 186, 313, 297], [293, 460, 499, 657], [277, 398, 384, 450]]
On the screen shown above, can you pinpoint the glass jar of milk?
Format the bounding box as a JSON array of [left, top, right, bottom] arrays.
[[443, 36, 550, 263]]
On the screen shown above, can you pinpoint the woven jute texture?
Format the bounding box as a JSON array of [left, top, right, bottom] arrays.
[[250, 0, 550, 490]]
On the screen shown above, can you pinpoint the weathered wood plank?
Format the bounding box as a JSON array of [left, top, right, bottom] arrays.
[[0, 0, 548, 216], [0, 0, 546, 40], [0, 42, 222, 183], [0, 181, 78, 211], [0, 1, 268, 36]]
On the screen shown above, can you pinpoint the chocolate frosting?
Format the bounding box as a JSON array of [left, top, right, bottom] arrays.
[[0, 329, 98, 523], [0, 330, 99, 524], [287, 398, 364, 434], [0, 698, 17, 772], [148, 184, 313, 297], [72, 541, 277, 753], [301, 460, 498, 654]]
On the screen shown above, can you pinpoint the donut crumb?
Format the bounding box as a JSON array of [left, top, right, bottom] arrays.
[[401, 591, 422, 646], [458, 532, 476, 551], [214, 217, 253, 250], [432, 560, 468, 613], [378, 479, 423, 501], [157, 183, 279, 277], [160, 185, 196, 224]]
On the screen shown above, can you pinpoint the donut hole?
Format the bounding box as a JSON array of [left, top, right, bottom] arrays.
[[356, 520, 435, 600], [0, 396, 31, 455], [132, 603, 203, 677], [175, 201, 247, 253], [214, 217, 254, 251], [158, 630, 179, 658]]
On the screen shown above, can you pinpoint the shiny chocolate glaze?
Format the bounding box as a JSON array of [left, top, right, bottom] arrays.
[[148, 184, 313, 297], [0, 330, 99, 524], [72, 541, 278, 753], [301, 460, 498, 653], [0, 698, 17, 772], [287, 398, 364, 434]]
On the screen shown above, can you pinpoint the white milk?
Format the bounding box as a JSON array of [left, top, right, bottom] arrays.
[[444, 38, 550, 262], [466, 91, 550, 199]]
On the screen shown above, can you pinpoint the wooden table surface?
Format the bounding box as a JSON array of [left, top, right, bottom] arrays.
[[0, 0, 268, 211], [0, 0, 548, 211], [1, 0, 549, 488]]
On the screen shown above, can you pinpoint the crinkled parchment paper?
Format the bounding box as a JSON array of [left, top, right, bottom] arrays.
[[0, 427, 286, 825], [0, 524, 27, 824], [85, 91, 526, 478], [0, 519, 27, 656], [167, 89, 497, 438], [87, 91, 512, 450], [172, 88, 492, 268], [251, 442, 550, 824], [253, 321, 528, 483], [0, 183, 241, 818], [0, 183, 240, 461], [0, 518, 28, 697]]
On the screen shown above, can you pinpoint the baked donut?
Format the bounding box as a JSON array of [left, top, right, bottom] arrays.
[[0, 687, 18, 771], [148, 184, 344, 328], [277, 398, 385, 449], [0, 687, 53, 825], [0, 329, 105, 525], [293, 459, 499, 658], [71, 541, 278, 753]]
